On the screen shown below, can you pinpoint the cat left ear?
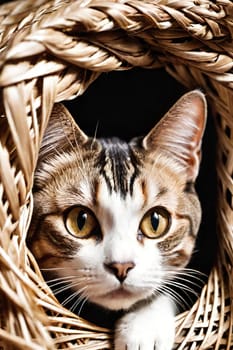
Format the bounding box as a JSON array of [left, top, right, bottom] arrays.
[[142, 90, 207, 182], [38, 103, 89, 162]]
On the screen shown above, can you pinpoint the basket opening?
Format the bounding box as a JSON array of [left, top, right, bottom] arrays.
[[64, 68, 187, 141], [47, 67, 218, 326]]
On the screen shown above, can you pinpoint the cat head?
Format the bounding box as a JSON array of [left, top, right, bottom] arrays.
[[28, 90, 207, 311]]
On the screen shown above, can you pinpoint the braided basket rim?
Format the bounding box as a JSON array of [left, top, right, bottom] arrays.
[[0, 0, 233, 349]]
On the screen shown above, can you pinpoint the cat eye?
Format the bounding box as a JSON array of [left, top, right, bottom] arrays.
[[139, 207, 170, 239], [65, 206, 99, 239]]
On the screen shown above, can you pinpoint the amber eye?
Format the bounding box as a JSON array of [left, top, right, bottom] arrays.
[[65, 206, 99, 238], [140, 207, 170, 239]]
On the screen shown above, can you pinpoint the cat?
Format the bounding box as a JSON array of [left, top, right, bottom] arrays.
[[28, 89, 207, 350]]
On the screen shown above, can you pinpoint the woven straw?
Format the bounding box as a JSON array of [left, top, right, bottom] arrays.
[[0, 0, 233, 349]]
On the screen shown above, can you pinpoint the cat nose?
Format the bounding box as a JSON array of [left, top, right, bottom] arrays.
[[105, 261, 135, 282]]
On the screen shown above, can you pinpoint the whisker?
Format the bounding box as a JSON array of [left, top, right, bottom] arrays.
[[165, 280, 200, 301], [91, 121, 99, 149], [50, 281, 79, 296], [156, 285, 191, 310], [173, 276, 204, 291], [61, 290, 80, 308], [45, 275, 91, 295], [163, 268, 207, 287], [46, 275, 91, 284], [61, 286, 88, 310], [70, 294, 89, 315], [174, 267, 207, 278], [40, 267, 69, 271], [174, 279, 200, 294], [46, 275, 77, 284], [47, 278, 78, 292], [141, 267, 206, 311]]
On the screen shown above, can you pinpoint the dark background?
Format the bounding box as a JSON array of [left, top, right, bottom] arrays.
[[65, 68, 187, 140]]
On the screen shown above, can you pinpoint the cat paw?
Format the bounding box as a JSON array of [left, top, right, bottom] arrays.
[[114, 296, 175, 350]]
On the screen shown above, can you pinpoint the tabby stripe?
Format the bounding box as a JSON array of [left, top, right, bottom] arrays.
[[175, 213, 196, 238], [97, 140, 140, 197]]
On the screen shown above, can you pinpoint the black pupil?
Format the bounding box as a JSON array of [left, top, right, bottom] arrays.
[[77, 210, 87, 230], [151, 212, 159, 231]]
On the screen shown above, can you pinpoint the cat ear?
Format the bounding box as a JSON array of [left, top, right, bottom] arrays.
[[142, 90, 207, 181], [38, 103, 88, 161]]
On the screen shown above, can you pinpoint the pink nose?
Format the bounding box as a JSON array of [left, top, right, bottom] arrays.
[[105, 261, 135, 282]]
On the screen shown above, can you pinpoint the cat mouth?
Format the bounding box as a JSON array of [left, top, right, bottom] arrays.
[[104, 286, 136, 300], [91, 285, 150, 310], [95, 286, 149, 310]]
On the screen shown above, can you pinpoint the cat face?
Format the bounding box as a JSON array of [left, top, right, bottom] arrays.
[[28, 90, 207, 312]]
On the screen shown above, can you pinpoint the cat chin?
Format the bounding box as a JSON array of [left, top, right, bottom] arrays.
[[93, 297, 138, 311], [98, 299, 136, 311], [90, 288, 152, 311]]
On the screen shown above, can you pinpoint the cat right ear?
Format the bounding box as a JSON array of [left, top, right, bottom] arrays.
[[38, 103, 88, 162], [142, 90, 207, 182]]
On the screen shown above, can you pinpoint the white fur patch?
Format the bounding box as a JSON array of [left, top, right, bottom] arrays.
[[115, 295, 175, 350]]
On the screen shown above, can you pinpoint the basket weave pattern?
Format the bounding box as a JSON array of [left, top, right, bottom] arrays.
[[0, 0, 233, 349]]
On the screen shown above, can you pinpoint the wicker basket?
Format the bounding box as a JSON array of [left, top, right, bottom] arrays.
[[0, 0, 233, 349]]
